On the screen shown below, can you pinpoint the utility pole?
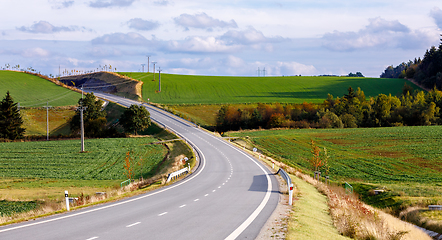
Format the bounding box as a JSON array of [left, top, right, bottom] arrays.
[[79, 85, 87, 152], [43, 101, 52, 141], [152, 62, 157, 81], [146, 55, 151, 73], [158, 67, 162, 92], [79, 104, 87, 152]]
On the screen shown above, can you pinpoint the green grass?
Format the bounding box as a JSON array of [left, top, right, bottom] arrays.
[[0, 137, 167, 180], [0, 71, 80, 107], [226, 126, 442, 210], [288, 174, 350, 240], [120, 72, 418, 104], [0, 200, 39, 217]]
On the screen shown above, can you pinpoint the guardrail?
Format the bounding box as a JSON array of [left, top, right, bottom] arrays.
[[167, 164, 190, 183], [345, 182, 353, 194], [276, 168, 294, 205], [120, 179, 131, 188]]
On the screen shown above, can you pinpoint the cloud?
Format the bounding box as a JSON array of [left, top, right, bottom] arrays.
[[89, 0, 135, 8], [220, 27, 282, 45], [126, 18, 160, 31], [153, 0, 169, 6], [17, 21, 79, 34], [87, 47, 123, 57], [273, 61, 317, 76], [2, 47, 51, 58], [322, 17, 433, 51], [431, 7, 442, 29], [91, 32, 151, 45], [174, 12, 237, 30], [49, 0, 74, 9], [164, 36, 237, 53]]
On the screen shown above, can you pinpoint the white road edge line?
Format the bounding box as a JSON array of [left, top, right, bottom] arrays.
[[222, 141, 273, 240]]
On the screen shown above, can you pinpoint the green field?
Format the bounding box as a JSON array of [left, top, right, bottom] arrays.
[[0, 71, 80, 107], [120, 72, 418, 104], [0, 137, 167, 180], [225, 126, 442, 209]]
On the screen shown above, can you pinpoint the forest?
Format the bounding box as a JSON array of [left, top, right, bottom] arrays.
[[215, 86, 442, 131], [381, 35, 442, 89]]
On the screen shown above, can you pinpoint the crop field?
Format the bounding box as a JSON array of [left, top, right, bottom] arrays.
[[0, 71, 80, 107], [0, 200, 38, 216], [119, 72, 419, 104], [225, 126, 442, 203], [0, 137, 167, 180]]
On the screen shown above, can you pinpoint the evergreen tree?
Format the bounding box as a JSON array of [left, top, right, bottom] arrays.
[[0, 91, 25, 140]]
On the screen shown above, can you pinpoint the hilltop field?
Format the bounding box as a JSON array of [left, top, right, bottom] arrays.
[[120, 72, 417, 104]]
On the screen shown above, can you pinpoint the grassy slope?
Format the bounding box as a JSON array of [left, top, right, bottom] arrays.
[[0, 71, 80, 107], [226, 126, 442, 208], [120, 72, 418, 104], [288, 174, 350, 240]]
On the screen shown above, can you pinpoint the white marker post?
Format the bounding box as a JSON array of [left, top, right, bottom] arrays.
[[65, 190, 70, 211], [289, 184, 293, 206]]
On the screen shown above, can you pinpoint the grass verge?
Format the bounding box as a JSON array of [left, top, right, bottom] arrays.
[[288, 173, 349, 240]]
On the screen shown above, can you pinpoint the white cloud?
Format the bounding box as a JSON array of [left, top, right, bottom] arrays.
[[174, 12, 237, 30], [1, 47, 52, 58], [164, 36, 237, 53], [322, 17, 435, 51], [91, 32, 151, 45], [153, 0, 170, 6], [430, 7, 442, 29], [220, 27, 281, 45], [126, 18, 160, 31], [17, 21, 79, 34], [273, 61, 318, 76], [22, 47, 51, 58], [89, 0, 136, 8], [49, 0, 74, 9]]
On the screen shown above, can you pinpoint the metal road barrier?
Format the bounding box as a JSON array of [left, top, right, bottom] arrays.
[[276, 168, 294, 205], [167, 164, 190, 183]]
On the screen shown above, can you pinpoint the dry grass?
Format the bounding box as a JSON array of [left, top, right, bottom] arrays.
[[294, 172, 431, 240], [400, 207, 442, 235]]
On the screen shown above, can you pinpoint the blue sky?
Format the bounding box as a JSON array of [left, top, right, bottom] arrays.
[[1, 0, 441, 77]]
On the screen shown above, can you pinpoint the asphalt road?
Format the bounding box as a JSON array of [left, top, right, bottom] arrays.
[[0, 93, 280, 240]]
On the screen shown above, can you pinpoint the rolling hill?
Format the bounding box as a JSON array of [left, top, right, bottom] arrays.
[[0, 71, 80, 107]]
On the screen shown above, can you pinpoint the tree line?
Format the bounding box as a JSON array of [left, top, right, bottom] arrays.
[[0, 91, 151, 141], [216, 86, 442, 132], [381, 34, 442, 90]]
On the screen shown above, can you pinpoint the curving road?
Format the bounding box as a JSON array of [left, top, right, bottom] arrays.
[[0, 93, 279, 240]]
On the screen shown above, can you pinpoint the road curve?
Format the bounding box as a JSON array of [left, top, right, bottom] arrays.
[[0, 93, 279, 240]]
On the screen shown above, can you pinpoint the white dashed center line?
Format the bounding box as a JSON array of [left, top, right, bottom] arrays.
[[179, 204, 186, 208], [126, 222, 141, 228], [158, 212, 168, 216]]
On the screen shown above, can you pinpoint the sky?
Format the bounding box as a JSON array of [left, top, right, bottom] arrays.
[[1, 0, 441, 77]]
